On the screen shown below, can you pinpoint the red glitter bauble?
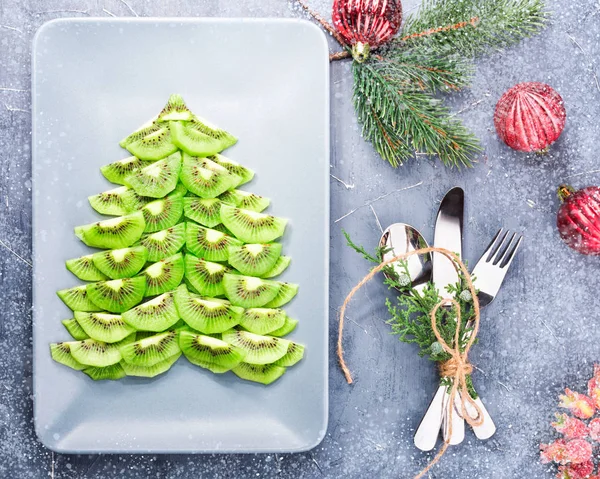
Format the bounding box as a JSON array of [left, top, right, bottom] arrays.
[[557, 185, 600, 255], [494, 82, 566, 152]]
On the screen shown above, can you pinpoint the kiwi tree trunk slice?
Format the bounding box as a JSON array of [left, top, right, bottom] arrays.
[[74, 312, 136, 343], [238, 308, 286, 336], [121, 351, 181, 377], [140, 253, 185, 297], [227, 243, 282, 277], [264, 282, 299, 308], [65, 255, 108, 282], [268, 316, 298, 337], [122, 292, 180, 332], [119, 330, 181, 367], [125, 152, 182, 198], [169, 117, 237, 157], [231, 363, 286, 385], [83, 363, 127, 381], [57, 285, 102, 312], [138, 222, 186, 262], [101, 156, 154, 186], [219, 204, 287, 243], [222, 273, 281, 308], [183, 254, 229, 297], [87, 276, 146, 313], [74, 211, 146, 250], [221, 329, 290, 365], [91, 245, 148, 279], [179, 331, 246, 372], [185, 223, 242, 262]]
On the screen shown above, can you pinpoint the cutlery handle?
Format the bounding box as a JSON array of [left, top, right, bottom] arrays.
[[414, 385, 446, 451], [467, 397, 497, 440], [442, 389, 465, 445]]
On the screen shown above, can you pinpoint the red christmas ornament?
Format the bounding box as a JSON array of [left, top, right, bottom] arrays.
[[494, 82, 566, 152], [557, 185, 600, 255], [332, 0, 403, 62]]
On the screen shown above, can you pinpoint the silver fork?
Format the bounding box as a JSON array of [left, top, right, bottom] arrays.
[[414, 229, 523, 451]]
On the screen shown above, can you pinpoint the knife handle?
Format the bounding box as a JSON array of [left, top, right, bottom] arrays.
[[413, 385, 446, 451]]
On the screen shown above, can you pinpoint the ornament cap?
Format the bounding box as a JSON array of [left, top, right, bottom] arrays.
[[558, 184, 575, 202], [351, 42, 370, 63]]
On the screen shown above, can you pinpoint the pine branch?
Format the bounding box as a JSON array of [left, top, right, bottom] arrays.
[[400, 0, 548, 57]]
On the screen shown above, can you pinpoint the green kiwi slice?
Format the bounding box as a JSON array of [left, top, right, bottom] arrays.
[[65, 254, 108, 281], [88, 186, 134, 216], [139, 253, 185, 297], [74, 311, 136, 343], [138, 222, 186, 262], [122, 291, 180, 332], [220, 204, 287, 243], [169, 116, 237, 157], [211, 223, 235, 236], [221, 329, 290, 365], [91, 245, 148, 279], [179, 154, 240, 198], [62, 318, 90, 340], [227, 243, 282, 277], [184, 254, 229, 297], [125, 152, 182, 198], [87, 276, 146, 313], [119, 330, 181, 367], [183, 196, 223, 227], [273, 342, 305, 367], [262, 256, 291, 278], [264, 282, 299, 308], [83, 363, 127, 380], [57, 285, 101, 312], [218, 190, 270, 212], [101, 156, 153, 185], [141, 194, 184, 233], [179, 331, 246, 373], [185, 222, 242, 262], [209, 154, 254, 185], [70, 338, 125, 367], [121, 351, 181, 377], [174, 285, 243, 333], [157, 94, 193, 122], [231, 363, 286, 385], [74, 211, 146, 249], [122, 122, 179, 161], [50, 342, 86, 370], [222, 273, 281, 308], [268, 316, 298, 337], [238, 308, 286, 335]]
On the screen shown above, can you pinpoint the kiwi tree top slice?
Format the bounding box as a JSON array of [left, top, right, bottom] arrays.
[[268, 316, 298, 337], [221, 329, 290, 365], [123, 122, 179, 161], [119, 330, 181, 367], [183, 196, 223, 228], [70, 338, 130, 367], [180, 154, 240, 199], [169, 116, 237, 157], [91, 245, 148, 279], [121, 351, 181, 377], [218, 190, 270, 213], [231, 363, 286, 385], [83, 363, 127, 381], [157, 94, 193, 122], [227, 243, 282, 277], [222, 273, 281, 308], [87, 276, 146, 313], [179, 331, 246, 373], [122, 291, 180, 332], [140, 253, 185, 297], [138, 223, 186, 262], [57, 285, 102, 312], [65, 254, 108, 282], [184, 254, 230, 297], [262, 256, 291, 278], [209, 154, 254, 185], [220, 204, 287, 243], [74, 211, 146, 250], [238, 308, 286, 336], [88, 186, 134, 216], [273, 341, 305, 367], [185, 222, 242, 262], [62, 318, 90, 341], [101, 156, 153, 185], [50, 342, 86, 371], [74, 311, 135, 344], [141, 193, 184, 233], [264, 282, 299, 308], [125, 152, 182, 198]]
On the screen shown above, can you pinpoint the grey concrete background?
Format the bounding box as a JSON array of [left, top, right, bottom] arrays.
[[2, 0, 600, 477]]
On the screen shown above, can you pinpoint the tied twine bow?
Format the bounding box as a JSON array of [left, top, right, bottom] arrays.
[[337, 247, 483, 478]]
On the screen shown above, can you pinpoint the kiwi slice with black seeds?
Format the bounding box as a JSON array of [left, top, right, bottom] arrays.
[[273, 341, 305, 367], [183, 196, 222, 227], [62, 318, 90, 340], [157, 94, 193, 122], [119, 330, 181, 367], [50, 342, 86, 370], [92, 245, 148, 279], [140, 253, 185, 297], [221, 329, 289, 365], [184, 254, 229, 297], [170, 116, 237, 157], [268, 316, 298, 337], [211, 222, 235, 236], [122, 291, 180, 332], [209, 154, 254, 185], [264, 282, 299, 308], [238, 308, 286, 336], [179, 331, 245, 373], [141, 193, 184, 233], [180, 154, 240, 198], [70, 338, 128, 367], [185, 222, 242, 262], [220, 204, 287, 243], [125, 152, 182, 198], [222, 273, 281, 308], [121, 351, 181, 377], [74, 311, 136, 343], [122, 122, 179, 161], [75, 211, 146, 250], [83, 363, 127, 381], [231, 363, 286, 385], [65, 254, 108, 281], [138, 222, 186, 262], [87, 276, 146, 313], [262, 256, 291, 278], [218, 190, 269, 212], [88, 186, 135, 216], [57, 285, 101, 312], [101, 156, 153, 185], [227, 243, 282, 277]]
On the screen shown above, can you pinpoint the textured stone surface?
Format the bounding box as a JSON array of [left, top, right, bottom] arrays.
[[1, 0, 600, 477]]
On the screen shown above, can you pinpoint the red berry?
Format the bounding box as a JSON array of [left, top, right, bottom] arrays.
[[332, 0, 402, 47], [557, 185, 600, 255], [494, 82, 566, 152]]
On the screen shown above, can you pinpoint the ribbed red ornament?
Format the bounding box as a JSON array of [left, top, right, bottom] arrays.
[[494, 82, 566, 152], [332, 0, 403, 48], [557, 185, 600, 255]]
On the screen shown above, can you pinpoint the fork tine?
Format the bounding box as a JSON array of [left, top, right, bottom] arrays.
[[493, 231, 517, 265], [500, 234, 523, 268], [483, 229, 504, 262], [488, 230, 510, 263]]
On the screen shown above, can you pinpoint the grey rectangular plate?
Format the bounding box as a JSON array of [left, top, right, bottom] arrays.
[[32, 18, 329, 453]]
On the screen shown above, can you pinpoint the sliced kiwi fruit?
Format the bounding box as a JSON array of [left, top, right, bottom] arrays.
[[157, 94, 193, 122], [184, 254, 229, 297], [264, 282, 299, 308], [221, 329, 289, 364], [179, 155, 239, 199], [262, 256, 291, 278], [141, 193, 184, 233], [91, 245, 148, 279], [83, 363, 127, 381], [122, 122, 179, 161], [65, 254, 108, 281], [179, 331, 245, 373], [87, 276, 146, 313], [231, 363, 286, 385], [121, 351, 181, 377], [139, 253, 185, 297], [88, 186, 134, 216], [185, 222, 242, 262], [238, 308, 286, 335], [210, 154, 254, 185], [218, 190, 269, 212], [222, 273, 281, 308], [227, 243, 282, 277], [119, 330, 181, 367], [174, 285, 243, 333], [74, 311, 136, 343], [62, 318, 90, 340], [273, 342, 305, 367], [169, 116, 237, 157], [220, 204, 287, 243], [211, 222, 235, 236], [125, 152, 182, 198], [101, 156, 153, 185], [122, 291, 180, 332], [268, 316, 298, 337], [70, 338, 127, 367], [138, 222, 186, 262], [50, 342, 86, 370], [75, 211, 146, 249], [183, 196, 223, 227], [57, 285, 101, 312]]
